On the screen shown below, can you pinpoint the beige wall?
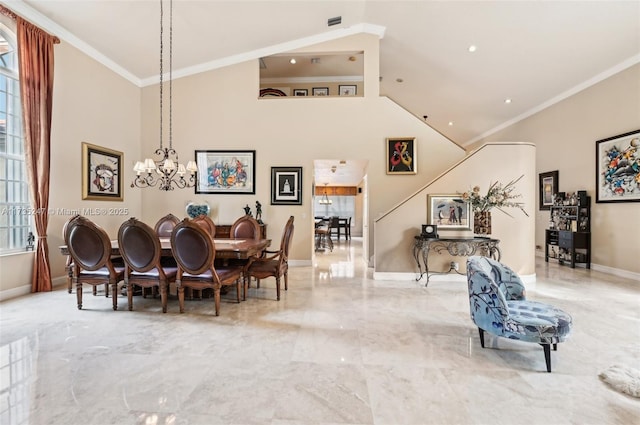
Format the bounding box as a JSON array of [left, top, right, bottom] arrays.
[[0, 41, 142, 296], [477, 64, 640, 275], [374, 143, 536, 276]]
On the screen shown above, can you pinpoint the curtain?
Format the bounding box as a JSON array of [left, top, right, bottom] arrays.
[[16, 17, 58, 292]]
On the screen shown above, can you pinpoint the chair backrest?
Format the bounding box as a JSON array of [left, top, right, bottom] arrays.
[[171, 219, 216, 275], [65, 216, 111, 271], [329, 216, 340, 228], [192, 214, 216, 237], [118, 218, 161, 273], [154, 213, 180, 237], [230, 215, 261, 239], [280, 216, 295, 259], [466, 256, 521, 335]]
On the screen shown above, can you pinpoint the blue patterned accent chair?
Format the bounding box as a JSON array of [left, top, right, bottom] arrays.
[[466, 256, 572, 372]]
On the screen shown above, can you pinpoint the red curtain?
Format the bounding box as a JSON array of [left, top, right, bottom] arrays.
[[17, 17, 58, 292]]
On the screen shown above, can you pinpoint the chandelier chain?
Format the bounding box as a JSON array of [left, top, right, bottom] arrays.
[[169, 0, 173, 153], [159, 0, 163, 151]]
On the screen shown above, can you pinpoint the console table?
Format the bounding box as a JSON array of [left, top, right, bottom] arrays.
[[413, 236, 501, 286]]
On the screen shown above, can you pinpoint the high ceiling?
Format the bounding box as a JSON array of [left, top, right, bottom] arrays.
[[6, 0, 640, 185]]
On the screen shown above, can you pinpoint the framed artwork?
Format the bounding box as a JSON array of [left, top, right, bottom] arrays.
[[427, 194, 472, 231], [386, 137, 417, 174], [595, 129, 640, 203], [312, 87, 329, 96], [82, 142, 123, 201], [195, 150, 256, 194], [271, 167, 302, 205], [339, 85, 357, 96], [293, 89, 308, 96], [539, 170, 559, 210]]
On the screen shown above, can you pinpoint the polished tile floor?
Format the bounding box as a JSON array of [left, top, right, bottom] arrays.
[[1, 237, 639, 425]]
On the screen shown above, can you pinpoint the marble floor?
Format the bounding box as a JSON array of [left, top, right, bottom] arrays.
[[1, 237, 639, 425]]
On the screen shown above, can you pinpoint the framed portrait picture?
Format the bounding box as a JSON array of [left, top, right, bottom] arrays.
[[82, 142, 123, 201], [312, 87, 329, 96], [293, 89, 308, 96], [539, 170, 559, 210], [271, 167, 302, 205], [386, 137, 417, 174], [195, 150, 256, 194], [339, 85, 357, 96], [595, 129, 640, 203], [427, 194, 472, 231]]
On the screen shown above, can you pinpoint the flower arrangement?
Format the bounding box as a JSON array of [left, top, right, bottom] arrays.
[[460, 175, 529, 217]]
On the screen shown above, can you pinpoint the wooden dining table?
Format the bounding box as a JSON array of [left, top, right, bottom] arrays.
[[59, 237, 271, 260]]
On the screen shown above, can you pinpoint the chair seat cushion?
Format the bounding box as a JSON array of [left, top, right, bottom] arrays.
[[182, 266, 243, 284], [131, 267, 177, 279], [79, 266, 124, 279], [504, 300, 572, 344], [248, 259, 280, 274]]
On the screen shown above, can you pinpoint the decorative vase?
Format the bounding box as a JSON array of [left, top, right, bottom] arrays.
[[186, 202, 210, 219], [474, 211, 492, 235]]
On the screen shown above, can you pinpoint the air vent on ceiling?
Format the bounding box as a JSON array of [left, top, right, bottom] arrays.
[[327, 16, 341, 26]]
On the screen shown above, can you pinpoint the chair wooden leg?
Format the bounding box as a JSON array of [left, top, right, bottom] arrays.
[[160, 283, 168, 313], [111, 282, 118, 310], [542, 344, 552, 372], [553, 343, 557, 351], [76, 281, 83, 310], [236, 281, 241, 303], [127, 281, 134, 311], [242, 276, 248, 301], [214, 288, 221, 316], [478, 328, 485, 348], [284, 272, 288, 291], [178, 285, 185, 313], [276, 278, 281, 301]]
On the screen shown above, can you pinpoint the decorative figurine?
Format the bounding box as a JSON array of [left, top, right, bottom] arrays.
[[243, 204, 252, 216], [255, 201, 263, 224], [26, 232, 35, 251]]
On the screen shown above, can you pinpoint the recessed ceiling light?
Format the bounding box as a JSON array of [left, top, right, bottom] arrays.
[[448, 121, 454, 126], [468, 45, 477, 53], [289, 58, 296, 64], [396, 78, 404, 83], [504, 98, 512, 104]]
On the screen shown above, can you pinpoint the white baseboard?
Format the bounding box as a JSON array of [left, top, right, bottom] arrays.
[[289, 259, 312, 267], [0, 284, 31, 302], [591, 263, 640, 282]]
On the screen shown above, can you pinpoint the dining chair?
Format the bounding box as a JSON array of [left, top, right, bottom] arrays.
[[65, 216, 125, 310], [170, 219, 244, 316], [328, 216, 341, 240], [340, 217, 351, 240], [230, 214, 261, 239], [62, 214, 81, 293], [244, 215, 294, 301], [154, 213, 180, 237], [118, 218, 177, 313], [192, 214, 217, 237]]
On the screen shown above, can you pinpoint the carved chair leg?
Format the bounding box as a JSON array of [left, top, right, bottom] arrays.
[[160, 283, 168, 313], [276, 278, 281, 301], [478, 328, 485, 348], [76, 281, 83, 309], [177, 285, 185, 313], [284, 272, 289, 291], [214, 288, 221, 316], [127, 281, 134, 311], [111, 282, 118, 310]]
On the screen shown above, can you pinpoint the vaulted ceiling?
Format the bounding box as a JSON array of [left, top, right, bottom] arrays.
[[6, 0, 640, 185]]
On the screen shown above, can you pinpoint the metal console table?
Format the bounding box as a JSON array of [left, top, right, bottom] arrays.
[[413, 236, 501, 286]]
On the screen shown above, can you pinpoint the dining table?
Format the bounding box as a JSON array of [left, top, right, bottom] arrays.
[[59, 237, 271, 260]]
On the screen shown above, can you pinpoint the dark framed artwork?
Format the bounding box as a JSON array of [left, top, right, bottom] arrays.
[[339, 85, 357, 96], [427, 194, 471, 231], [271, 167, 302, 205], [195, 150, 256, 194], [539, 170, 559, 210], [82, 142, 123, 201], [293, 89, 308, 96], [312, 87, 329, 96], [386, 137, 417, 174], [595, 129, 640, 203]]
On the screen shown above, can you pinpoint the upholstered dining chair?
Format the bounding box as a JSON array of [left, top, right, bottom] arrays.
[[118, 218, 177, 313], [62, 214, 81, 293], [192, 214, 216, 237], [65, 216, 125, 310], [154, 213, 180, 237], [244, 215, 294, 301], [230, 215, 261, 239], [170, 219, 244, 316], [466, 256, 572, 372]]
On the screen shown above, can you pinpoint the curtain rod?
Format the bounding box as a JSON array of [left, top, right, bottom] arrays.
[[0, 4, 60, 44]]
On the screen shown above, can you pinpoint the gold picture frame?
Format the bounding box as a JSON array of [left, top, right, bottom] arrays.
[[82, 142, 123, 201]]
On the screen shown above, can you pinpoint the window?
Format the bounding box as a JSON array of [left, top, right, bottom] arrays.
[[0, 24, 30, 253]]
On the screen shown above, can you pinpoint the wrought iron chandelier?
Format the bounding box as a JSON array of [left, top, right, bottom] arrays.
[[319, 183, 332, 205], [132, 0, 197, 191]]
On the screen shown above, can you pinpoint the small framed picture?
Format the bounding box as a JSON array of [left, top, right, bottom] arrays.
[[82, 142, 123, 201], [539, 170, 559, 210], [271, 167, 302, 205], [312, 87, 329, 96], [293, 89, 308, 96], [195, 150, 256, 194], [339, 85, 357, 96], [427, 194, 472, 231], [386, 137, 416, 174]]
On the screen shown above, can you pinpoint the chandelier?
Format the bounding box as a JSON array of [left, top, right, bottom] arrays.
[[132, 0, 197, 191], [319, 183, 332, 205]]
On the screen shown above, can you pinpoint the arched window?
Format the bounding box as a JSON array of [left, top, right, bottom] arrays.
[[0, 23, 29, 253]]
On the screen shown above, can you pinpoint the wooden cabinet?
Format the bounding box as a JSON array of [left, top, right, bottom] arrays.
[[545, 196, 591, 268]]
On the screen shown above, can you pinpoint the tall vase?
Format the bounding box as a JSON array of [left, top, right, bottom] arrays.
[[474, 211, 492, 235]]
